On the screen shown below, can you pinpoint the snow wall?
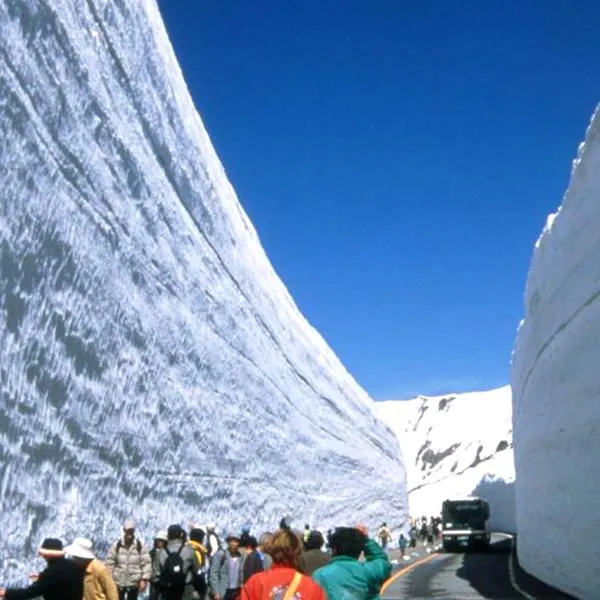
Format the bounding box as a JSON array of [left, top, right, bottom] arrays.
[[512, 105, 600, 599], [0, 0, 407, 581]]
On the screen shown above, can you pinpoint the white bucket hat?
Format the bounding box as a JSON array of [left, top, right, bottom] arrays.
[[64, 537, 95, 559], [155, 530, 168, 542]]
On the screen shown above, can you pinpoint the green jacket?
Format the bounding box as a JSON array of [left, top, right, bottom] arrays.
[[312, 539, 391, 600]]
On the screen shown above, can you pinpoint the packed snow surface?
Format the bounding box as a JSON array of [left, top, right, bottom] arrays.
[[0, 0, 407, 581], [376, 387, 515, 532], [512, 105, 600, 599]]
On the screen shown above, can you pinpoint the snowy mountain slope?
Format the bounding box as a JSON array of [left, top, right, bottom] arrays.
[[512, 105, 600, 599], [376, 387, 515, 531], [0, 0, 407, 581]]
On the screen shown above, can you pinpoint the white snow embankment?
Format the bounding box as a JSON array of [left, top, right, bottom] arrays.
[[512, 105, 600, 600]]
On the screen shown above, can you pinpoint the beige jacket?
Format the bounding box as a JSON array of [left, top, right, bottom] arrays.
[[106, 538, 152, 587], [83, 559, 119, 600]]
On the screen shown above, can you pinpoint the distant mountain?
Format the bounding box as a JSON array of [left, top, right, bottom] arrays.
[[376, 387, 514, 531]]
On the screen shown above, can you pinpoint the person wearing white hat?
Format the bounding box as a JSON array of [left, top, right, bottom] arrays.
[[65, 538, 118, 600], [0, 538, 83, 600], [149, 531, 169, 600]]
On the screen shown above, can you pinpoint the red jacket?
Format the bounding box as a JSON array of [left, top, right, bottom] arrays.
[[241, 565, 326, 600]]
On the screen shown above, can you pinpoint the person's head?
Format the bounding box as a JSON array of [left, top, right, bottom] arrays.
[[382, 522, 387, 527], [167, 524, 184, 542], [239, 531, 252, 548], [258, 532, 272, 550], [329, 527, 367, 559], [123, 519, 136, 545], [263, 528, 303, 568], [38, 538, 64, 563], [190, 528, 205, 544], [206, 523, 216, 532], [154, 531, 168, 550], [226, 534, 241, 553], [304, 524, 310, 530], [304, 531, 325, 551], [64, 537, 96, 568]]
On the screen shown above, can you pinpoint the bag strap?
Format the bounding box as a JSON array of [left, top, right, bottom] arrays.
[[282, 572, 303, 600]]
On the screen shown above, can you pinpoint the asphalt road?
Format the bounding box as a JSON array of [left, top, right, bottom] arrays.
[[382, 534, 574, 599]]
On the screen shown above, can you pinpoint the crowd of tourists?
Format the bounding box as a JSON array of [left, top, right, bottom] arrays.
[[372, 516, 442, 559], [0, 517, 392, 600]]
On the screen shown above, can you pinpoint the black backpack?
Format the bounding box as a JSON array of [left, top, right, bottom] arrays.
[[160, 545, 187, 593]]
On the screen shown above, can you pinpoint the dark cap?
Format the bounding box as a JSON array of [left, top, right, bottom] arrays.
[[38, 538, 64, 557]]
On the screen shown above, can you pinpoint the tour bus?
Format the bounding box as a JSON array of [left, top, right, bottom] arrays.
[[441, 496, 491, 551]]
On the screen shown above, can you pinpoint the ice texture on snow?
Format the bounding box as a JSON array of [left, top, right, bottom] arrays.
[[0, 0, 407, 581], [512, 105, 600, 599], [376, 387, 515, 532]]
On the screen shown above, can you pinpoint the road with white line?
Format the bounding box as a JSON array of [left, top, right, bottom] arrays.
[[382, 534, 573, 599]]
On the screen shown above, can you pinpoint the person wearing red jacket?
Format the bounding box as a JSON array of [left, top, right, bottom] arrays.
[[241, 528, 325, 600]]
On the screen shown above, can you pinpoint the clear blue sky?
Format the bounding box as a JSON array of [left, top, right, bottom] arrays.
[[158, 0, 600, 399]]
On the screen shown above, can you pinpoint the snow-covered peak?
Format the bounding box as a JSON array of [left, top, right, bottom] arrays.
[[375, 387, 514, 529]]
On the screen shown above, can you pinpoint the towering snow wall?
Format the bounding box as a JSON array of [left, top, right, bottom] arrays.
[[512, 105, 600, 599], [0, 0, 407, 578], [376, 387, 515, 533]]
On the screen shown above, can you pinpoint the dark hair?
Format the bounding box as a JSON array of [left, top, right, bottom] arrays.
[[305, 531, 324, 551], [248, 536, 258, 550], [190, 528, 205, 543], [240, 532, 252, 548], [329, 527, 366, 559], [167, 525, 184, 541]]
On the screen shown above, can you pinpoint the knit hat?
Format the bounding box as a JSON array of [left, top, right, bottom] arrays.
[[38, 538, 64, 558], [225, 532, 241, 542], [64, 537, 95, 559], [155, 530, 168, 542]]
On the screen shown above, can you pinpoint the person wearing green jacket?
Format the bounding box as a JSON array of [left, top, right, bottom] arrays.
[[312, 526, 391, 600]]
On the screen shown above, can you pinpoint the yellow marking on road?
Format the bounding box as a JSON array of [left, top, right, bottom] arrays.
[[380, 553, 441, 596]]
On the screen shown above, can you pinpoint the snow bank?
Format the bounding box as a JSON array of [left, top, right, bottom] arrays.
[[512, 106, 600, 599], [376, 387, 515, 532], [0, 0, 407, 581]]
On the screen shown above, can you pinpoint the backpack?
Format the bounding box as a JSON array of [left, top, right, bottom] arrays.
[[160, 544, 187, 593]]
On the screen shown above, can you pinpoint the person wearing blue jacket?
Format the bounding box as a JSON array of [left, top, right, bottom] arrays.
[[312, 526, 391, 600]]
